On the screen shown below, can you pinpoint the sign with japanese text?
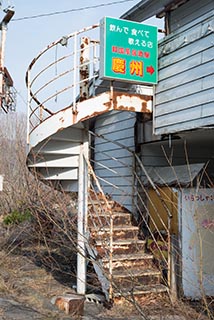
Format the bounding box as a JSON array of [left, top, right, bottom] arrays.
[[100, 16, 158, 84]]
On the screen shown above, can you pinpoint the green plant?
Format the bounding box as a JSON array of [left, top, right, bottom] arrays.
[[3, 209, 32, 226]]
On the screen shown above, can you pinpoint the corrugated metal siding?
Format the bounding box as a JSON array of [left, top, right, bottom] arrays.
[[93, 110, 136, 211], [154, 8, 214, 135]]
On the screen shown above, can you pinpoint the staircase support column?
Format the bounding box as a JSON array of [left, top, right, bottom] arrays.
[[77, 137, 88, 295]]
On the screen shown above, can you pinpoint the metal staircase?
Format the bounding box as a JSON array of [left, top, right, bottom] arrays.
[[26, 24, 167, 304], [87, 195, 167, 302]]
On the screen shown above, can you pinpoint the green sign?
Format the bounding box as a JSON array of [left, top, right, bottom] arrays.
[[100, 17, 158, 84]]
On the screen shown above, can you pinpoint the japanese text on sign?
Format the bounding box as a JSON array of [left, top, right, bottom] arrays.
[[100, 17, 158, 84]]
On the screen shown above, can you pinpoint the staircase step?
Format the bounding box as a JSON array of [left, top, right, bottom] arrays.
[[28, 154, 79, 168], [113, 283, 168, 299], [112, 269, 161, 290], [102, 253, 154, 271], [37, 167, 78, 180], [95, 239, 146, 256], [88, 212, 131, 227], [32, 140, 81, 155], [87, 196, 167, 301], [88, 201, 129, 213], [90, 226, 139, 241]]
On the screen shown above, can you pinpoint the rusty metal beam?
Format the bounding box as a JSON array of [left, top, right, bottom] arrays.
[[79, 37, 90, 102]]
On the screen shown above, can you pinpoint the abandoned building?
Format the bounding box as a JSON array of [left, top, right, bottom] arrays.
[[26, 0, 214, 308]]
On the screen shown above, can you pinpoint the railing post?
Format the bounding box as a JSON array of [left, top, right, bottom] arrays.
[[79, 37, 90, 101], [73, 32, 77, 112], [92, 41, 97, 97], [26, 69, 31, 145], [170, 234, 178, 302]]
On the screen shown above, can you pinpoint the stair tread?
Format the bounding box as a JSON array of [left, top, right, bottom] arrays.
[[95, 239, 146, 245], [102, 253, 153, 262], [89, 211, 131, 218], [112, 268, 160, 277], [89, 212, 131, 216], [114, 284, 167, 296], [88, 200, 116, 204], [90, 225, 139, 231]]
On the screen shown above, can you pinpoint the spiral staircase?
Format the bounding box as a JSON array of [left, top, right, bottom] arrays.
[[26, 24, 167, 304]]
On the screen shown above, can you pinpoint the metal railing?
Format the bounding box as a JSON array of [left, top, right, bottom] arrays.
[[26, 24, 100, 137], [87, 131, 173, 299], [25, 23, 172, 301]]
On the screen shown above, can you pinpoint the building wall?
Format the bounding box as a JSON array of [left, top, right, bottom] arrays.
[[181, 188, 214, 298], [169, 0, 214, 33], [148, 187, 178, 235], [154, 1, 214, 135], [93, 110, 136, 211]]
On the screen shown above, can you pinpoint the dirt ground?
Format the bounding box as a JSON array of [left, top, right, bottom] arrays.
[[0, 223, 212, 320]]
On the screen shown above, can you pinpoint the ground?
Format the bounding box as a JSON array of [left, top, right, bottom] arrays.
[[0, 223, 212, 320]]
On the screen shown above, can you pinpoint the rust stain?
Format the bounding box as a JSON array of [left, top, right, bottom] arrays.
[[112, 91, 152, 113], [45, 89, 153, 135], [57, 127, 64, 132], [80, 110, 108, 123], [59, 116, 64, 123], [141, 101, 151, 113], [103, 100, 111, 110], [116, 105, 136, 111], [72, 109, 78, 124]]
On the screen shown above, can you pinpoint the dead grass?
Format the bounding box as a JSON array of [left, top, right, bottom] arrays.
[[0, 222, 212, 320]]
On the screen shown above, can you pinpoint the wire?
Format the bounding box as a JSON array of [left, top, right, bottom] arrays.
[[12, 0, 136, 22], [14, 87, 27, 106]]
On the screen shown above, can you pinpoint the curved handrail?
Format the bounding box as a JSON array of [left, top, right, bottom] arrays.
[[26, 24, 100, 139]]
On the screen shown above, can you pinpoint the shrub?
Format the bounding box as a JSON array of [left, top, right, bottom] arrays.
[[3, 209, 32, 226]]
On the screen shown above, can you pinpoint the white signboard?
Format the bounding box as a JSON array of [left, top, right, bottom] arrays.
[[181, 188, 214, 298]]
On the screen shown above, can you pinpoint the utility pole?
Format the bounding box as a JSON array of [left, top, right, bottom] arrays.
[[0, 7, 15, 112]]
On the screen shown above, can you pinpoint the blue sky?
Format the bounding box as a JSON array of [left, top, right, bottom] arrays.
[[1, 0, 163, 114]]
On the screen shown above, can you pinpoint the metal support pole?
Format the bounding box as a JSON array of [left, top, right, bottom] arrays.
[[0, 9, 14, 112], [170, 234, 178, 302], [73, 32, 77, 112], [77, 134, 88, 295], [79, 36, 90, 101], [0, 23, 6, 109], [26, 70, 30, 145]]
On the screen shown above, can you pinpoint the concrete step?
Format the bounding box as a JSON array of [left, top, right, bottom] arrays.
[[95, 239, 146, 256], [90, 225, 139, 241], [102, 253, 154, 272]]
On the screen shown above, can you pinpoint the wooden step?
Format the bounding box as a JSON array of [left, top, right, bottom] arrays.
[[95, 239, 146, 256], [88, 212, 132, 227], [90, 225, 139, 241], [102, 253, 154, 272], [112, 269, 161, 290]]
